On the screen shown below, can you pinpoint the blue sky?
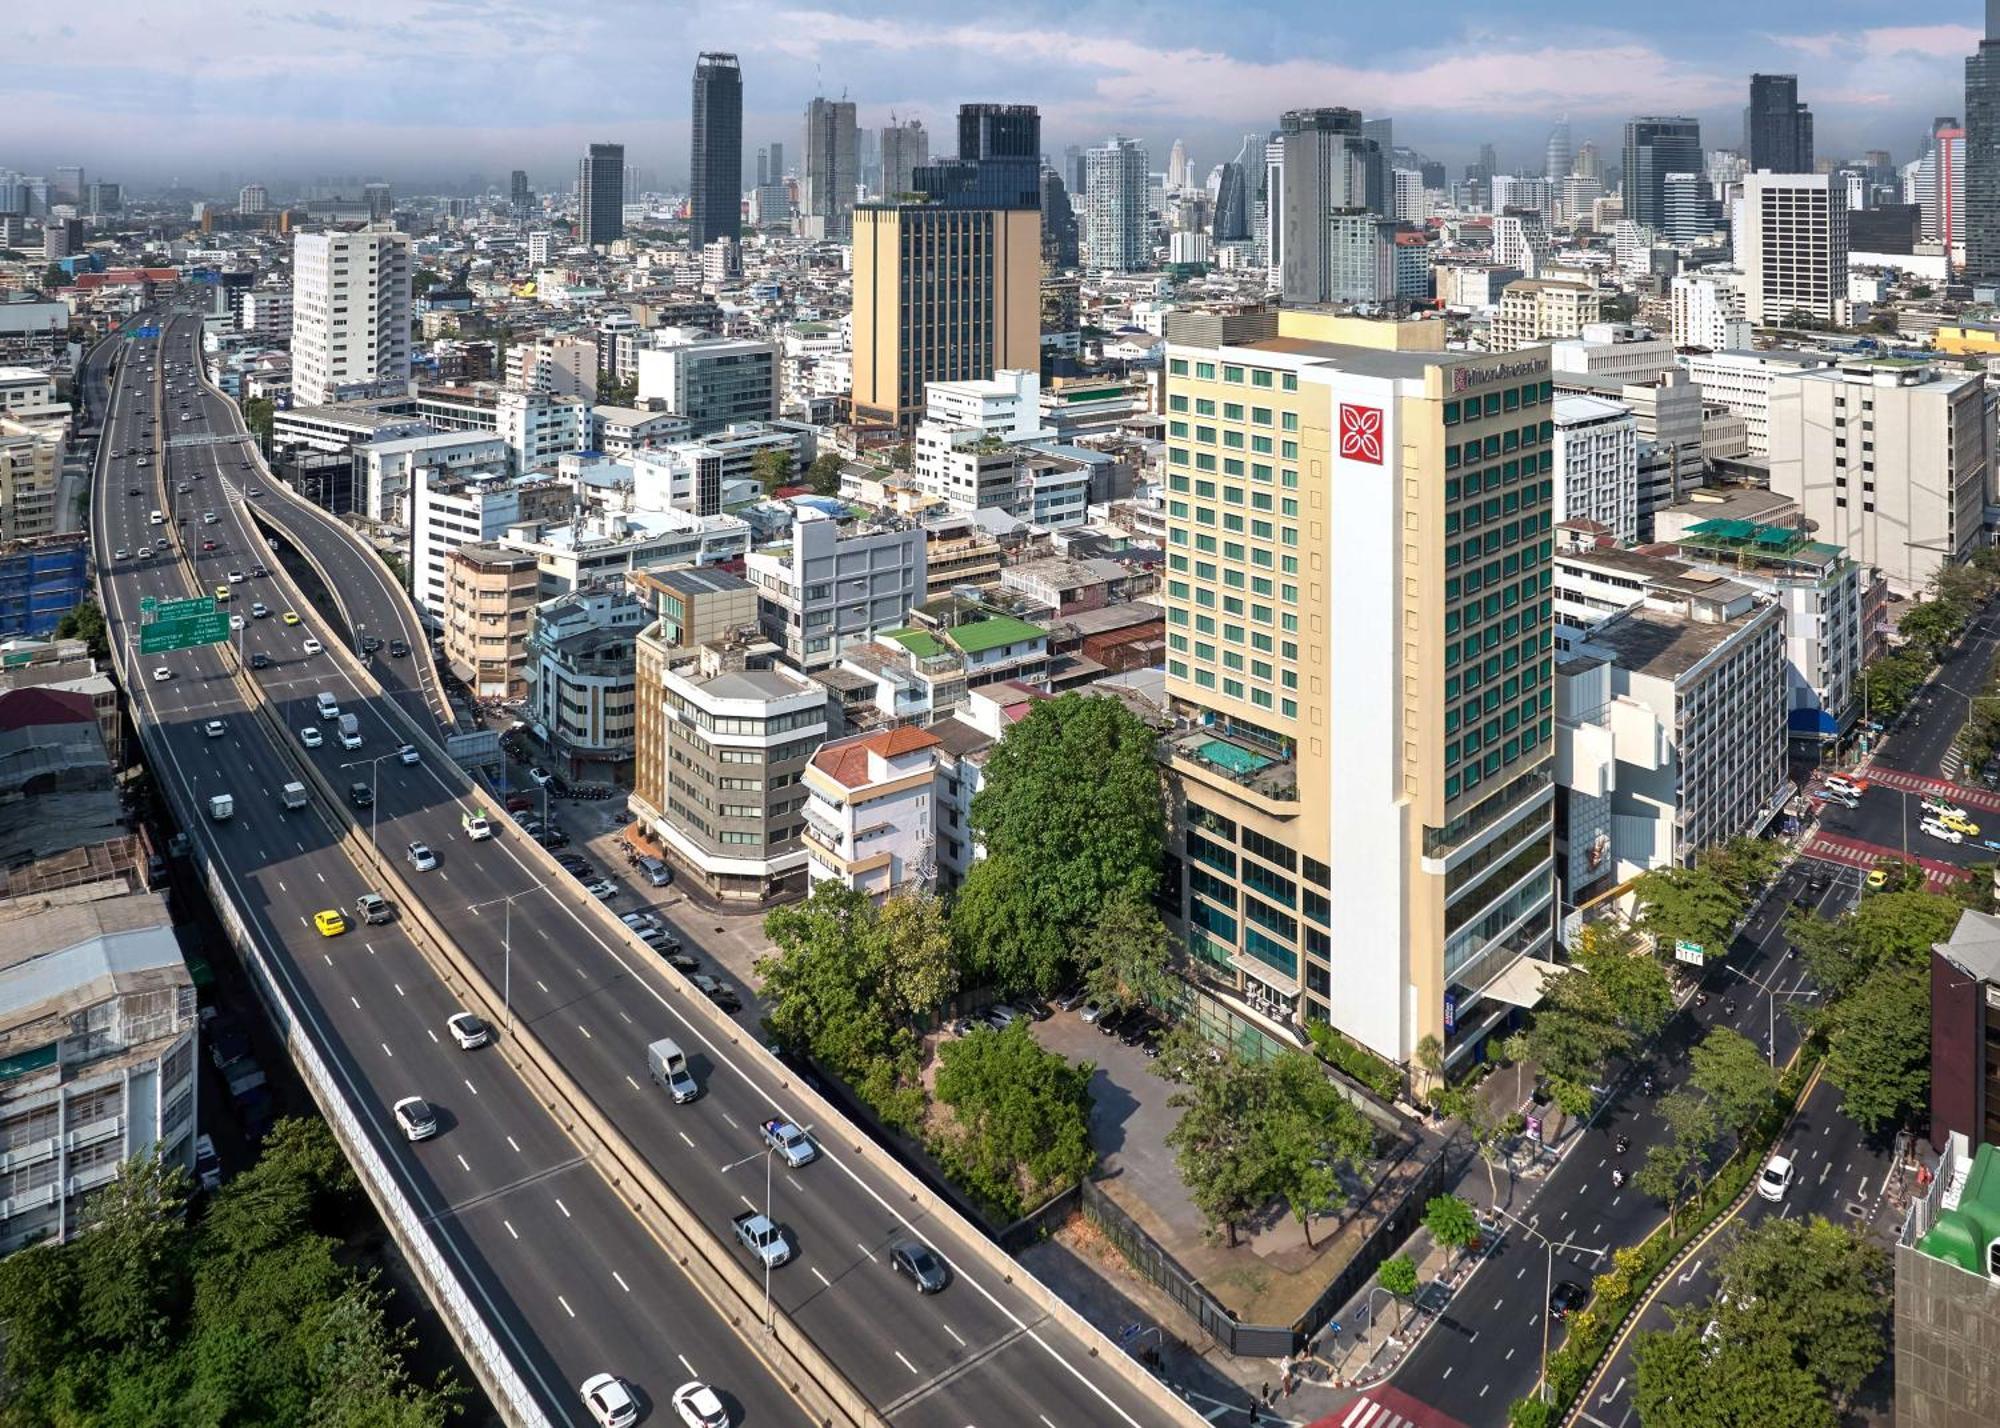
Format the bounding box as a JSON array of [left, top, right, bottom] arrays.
[[1, 2, 1983, 189]]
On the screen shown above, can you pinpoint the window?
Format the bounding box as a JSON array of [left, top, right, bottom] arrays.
[[1223, 365, 1245, 383], [1251, 406, 1274, 425], [1223, 402, 1244, 421], [1281, 411, 1300, 432], [1282, 372, 1298, 391], [1196, 362, 1216, 379], [1169, 394, 1189, 412], [1252, 369, 1273, 388], [1196, 398, 1216, 416], [1169, 359, 1189, 375]]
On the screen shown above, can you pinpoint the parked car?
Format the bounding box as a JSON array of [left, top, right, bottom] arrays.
[[689, 973, 740, 1012], [1078, 1000, 1106, 1024], [984, 1003, 1020, 1030], [1052, 985, 1088, 1012]]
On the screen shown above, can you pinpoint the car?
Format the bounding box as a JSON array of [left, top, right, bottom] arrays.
[[580, 1373, 638, 1428], [620, 910, 663, 933], [1098, 1007, 1132, 1037], [1549, 1279, 1591, 1319], [406, 841, 438, 872], [392, 1096, 438, 1143], [461, 810, 493, 840], [203, 719, 225, 738], [302, 637, 322, 655], [1078, 1000, 1105, 1024], [1941, 811, 1982, 837], [250, 602, 269, 618], [126, 487, 140, 497], [446, 1011, 490, 1050], [348, 781, 373, 808], [137, 544, 152, 558], [248, 487, 263, 498], [1757, 1153, 1795, 1202], [113, 546, 129, 560], [250, 651, 270, 669], [151, 666, 171, 682], [554, 854, 591, 874], [664, 950, 699, 974], [300, 727, 323, 749], [281, 610, 300, 625], [1119, 1012, 1160, 1046], [1867, 867, 1890, 890], [528, 766, 555, 788], [1805, 869, 1833, 895], [762, 1118, 817, 1168], [1052, 986, 1088, 1012], [984, 1003, 1020, 1030], [1822, 775, 1868, 800], [1920, 817, 1964, 845], [227, 569, 245, 583], [582, 878, 618, 900], [505, 794, 536, 813], [229, 614, 244, 630], [688, 973, 741, 1011], [891, 1241, 950, 1294], [670, 1381, 729, 1428], [313, 909, 348, 937], [397, 742, 420, 765], [250, 563, 269, 577], [536, 829, 570, 849], [360, 635, 382, 654], [388, 638, 408, 657]]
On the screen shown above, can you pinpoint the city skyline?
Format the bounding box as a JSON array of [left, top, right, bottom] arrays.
[[2, 2, 1983, 187]]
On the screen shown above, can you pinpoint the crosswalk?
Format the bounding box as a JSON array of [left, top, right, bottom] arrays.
[[1320, 1387, 1468, 1428]]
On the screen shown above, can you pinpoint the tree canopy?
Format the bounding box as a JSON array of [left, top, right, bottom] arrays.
[[806, 451, 845, 497], [1688, 1026, 1779, 1133], [1629, 862, 1743, 958], [933, 1021, 1096, 1218], [1081, 893, 1178, 1015], [1822, 964, 1930, 1134], [1525, 922, 1673, 1114]]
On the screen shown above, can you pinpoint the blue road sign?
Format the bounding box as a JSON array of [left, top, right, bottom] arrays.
[[133, 326, 159, 339]]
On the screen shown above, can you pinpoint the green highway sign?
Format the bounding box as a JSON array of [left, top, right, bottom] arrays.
[[147, 596, 216, 623], [139, 596, 156, 615], [140, 611, 231, 655]]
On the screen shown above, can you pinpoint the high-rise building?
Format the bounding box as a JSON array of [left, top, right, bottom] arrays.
[[86, 182, 120, 216], [690, 52, 743, 247], [1168, 138, 1190, 191], [364, 182, 392, 222], [1214, 161, 1252, 241], [1622, 116, 1702, 229], [1545, 117, 1574, 180], [1084, 135, 1148, 271], [1745, 73, 1813, 174], [802, 97, 858, 239], [238, 183, 268, 216], [1040, 167, 1080, 268], [1969, 11, 2000, 279], [1740, 171, 1848, 325], [880, 118, 929, 197], [1159, 308, 1556, 1068], [1270, 108, 1382, 303], [578, 141, 625, 247], [1670, 272, 1753, 349], [510, 169, 532, 213], [1493, 210, 1552, 277], [1574, 141, 1602, 181], [290, 227, 412, 407], [1391, 168, 1427, 225], [1925, 117, 1967, 251], [1661, 172, 1722, 243], [52, 166, 82, 207]]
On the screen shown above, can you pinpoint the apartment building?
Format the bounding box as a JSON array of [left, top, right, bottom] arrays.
[[502, 507, 751, 597], [238, 288, 293, 342], [352, 429, 508, 525], [1552, 395, 1639, 544], [630, 567, 759, 830], [802, 726, 945, 898], [289, 227, 412, 408], [524, 587, 647, 781], [591, 405, 692, 458], [1669, 272, 1752, 349], [1160, 307, 1557, 1070], [441, 542, 540, 697], [0, 416, 60, 543], [744, 506, 928, 672], [497, 388, 587, 474], [1491, 280, 1603, 352], [1767, 356, 1995, 594], [505, 334, 598, 403], [410, 467, 572, 620]]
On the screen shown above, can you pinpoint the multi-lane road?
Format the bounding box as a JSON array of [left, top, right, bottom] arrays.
[[92, 310, 1180, 1428]]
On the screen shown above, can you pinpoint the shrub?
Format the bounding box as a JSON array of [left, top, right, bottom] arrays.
[[1304, 1020, 1403, 1100]]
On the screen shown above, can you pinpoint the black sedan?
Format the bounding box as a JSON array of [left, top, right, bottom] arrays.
[[1550, 1280, 1591, 1320]]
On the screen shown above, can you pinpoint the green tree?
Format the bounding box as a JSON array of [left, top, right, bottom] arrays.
[[1634, 1088, 1720, 1228], [54, 596, 109, 658], [1822, 964, 1930, 1133], [1899, 598, 1966, 655], [1434, 1080, 1522, 1206], [242, 394, 276, 451], [44, 262, 68, 291], [1630, 863, 1742, 959], [1786, 888, 1961, 999], [1701, 836, 1783, 901], [875, 890, 960, 1022], [954, 693, 1164, 993], [1688, 1026, 1779, 1132], [1570, 923, 1675, 1040], [1631, 1317, 1835, 1428], [1081, 892, 1178, 1015], [1377, 1254, 1420, 1329], [1710, 1215, 1890, 1404], [1164, 1054, 1275, 1247], [411, 269, 446, 295], [1423, 1193, 1481, 1268], [1262, 1049, 1372, 1248], [1497, 1030, 1533, 1106], [1526, 927, 1664, 1115], [934, 1021, 1096, 1217], [1507, 1399, 1558, 1428], [806, 451, 845, 496], [751, 448, 796, 492]]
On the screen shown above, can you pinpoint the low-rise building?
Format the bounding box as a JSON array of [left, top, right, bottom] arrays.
[[353, 428, 509, 526], [441, 542, 541, 698], [591, 405, 692, 458], [501, 507, 751, 597], [1491, 279, 1603, 352], [1894, 1129, 2000, 1428], [802, 726, 945, 898], [744, 506, 928, 672], [524, 587, 647, 781]]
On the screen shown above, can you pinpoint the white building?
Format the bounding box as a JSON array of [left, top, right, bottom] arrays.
[[504, 507, 751, 597], [743, 506, 928, 671], [802, 725, 946, 898], [1553, 395, 1639, 544], [524, 586, 648, 779], [923, 369, 1046, 442], [1669, 272, 1752, 350], [1767, 356, 1995, 595], [1548, 322, 1676, 382], [1741, 172, 1848, 326], [1084, 135, 1149, 272], [354, 428, 509, 525], [505, 335, 598, 404], [410, 467, 572, 620], [289, 227, 412, 408], [1676, 347, 1838, 457], [496, 388, 587, 474], [591, 405, 691, 458], [1493, 211, 1552, 278], [634, 328, 779, 435], [238, 288, 293, 342]]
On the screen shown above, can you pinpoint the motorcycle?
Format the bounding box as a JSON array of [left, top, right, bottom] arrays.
[[1615, 1134, 1630, 1155], [1642, 1075, 1655, 1097], [1612, 1167, 1626, 1189]]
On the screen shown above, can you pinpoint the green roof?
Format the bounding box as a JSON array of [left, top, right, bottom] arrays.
[[1917, 1141, 2000, 1275], [948, 615, 1046, 655], [885, 628, 946, 659]]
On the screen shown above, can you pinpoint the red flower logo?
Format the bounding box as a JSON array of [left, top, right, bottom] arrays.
[[1340, 403, 1384, 464]]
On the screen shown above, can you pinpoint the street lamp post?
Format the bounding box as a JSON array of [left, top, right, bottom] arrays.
[[1767, 983, 1820, 1067], [1486, 1204, 1608, 1404], [467, 883, 546, 1030], [340, 751, 398, 857], [722, 1137, 782, 1335]]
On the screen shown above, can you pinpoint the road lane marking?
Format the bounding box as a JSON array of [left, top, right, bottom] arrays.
[[577, 1024, 591, 1039], [558, 1295, 574, 1319], [555, 1198, 570, 1218], [859, 1242, 878, 1262], [455, 1154, 470, 1173], [536, 980, 548, 992], [895, 1351, 919, 1375], [812, 1266, 830, 1287], [677, 1354, 698, 1378], [740, 1195, 757, 1211], [464, 1079, 478, 1096], [506, 1135, 520, 1153], [380, 1042, 392, 1058], [679, 1132, 694, 1148], [393, 983, 404, 997], [504, 1220, 517, 1239], [426, 1028, 438, 1043], [626, 1075, 641, 1092], [612, 1271, 630, 1292], [350, 996, 360, 1009], [944, 1323, 966, 1347], [722, 1112, 738, 1129]]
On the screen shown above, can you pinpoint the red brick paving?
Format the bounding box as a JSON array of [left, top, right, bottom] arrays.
[[1801, 830, 1971, 887]]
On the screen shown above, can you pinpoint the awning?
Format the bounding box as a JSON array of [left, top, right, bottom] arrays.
[[1478, 954, 1560, 1010], [1228, 952, 1300, 996]]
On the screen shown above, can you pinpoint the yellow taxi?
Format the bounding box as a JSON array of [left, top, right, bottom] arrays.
[[213, 585, 230, 602], [313, 908, 348, 937], [1866, 867, 1889, 891], [1940, 811, 1981, 838], [282, 610, 301, 626]]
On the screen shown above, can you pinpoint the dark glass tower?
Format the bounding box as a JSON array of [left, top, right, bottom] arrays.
[[913, 103, 1041, 210], [1745, 74, 1813, 174], [1967, 7, 2000, 280], [578, 141, 624, 247], [1621, 117, 1701, 229], [690, 53, 743, 246]]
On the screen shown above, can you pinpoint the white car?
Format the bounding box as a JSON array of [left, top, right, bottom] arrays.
[[528, 766, 555, 788], [227, 570, 245, 583], [396, 742, 420, 765], [671, 1381, 729, 1428], [1920, 816, 1965, 845], [151, 666, 170, 682], [300, 727, 323, 749], [1923, 797, 1970, 822], [392, 1096, 438, 1142], [250, 602, 269, 618], [113, 547, 129, 560], [137, 545, 152, 558], [446, 1011, 490, 1050], [406, 840, 438, 872], [302, 637, 323, 655], [1757, 1153, 1795, 1202], [583, 878, 618, 900], [204, 719, 226, 738], [229, 615, 244, 630], [461, 811, 493, 841], [580, 1373, 638, 1428]]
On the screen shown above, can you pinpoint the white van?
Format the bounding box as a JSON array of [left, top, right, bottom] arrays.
[[148, 509, 164, 525], [316, 692, 340, 721]]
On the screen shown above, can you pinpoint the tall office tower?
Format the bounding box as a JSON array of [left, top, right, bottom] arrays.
[[1391, 168, 1427, 225], [880, 118, 929, 197], [87, 182, 120, 216], [1271, 108, 1382, 303], [1745, 73, 1814, 174], [364, 182, 392, 222], [801, 97, 858, 239], [756, 148, 768, 187], [1490, 175, 1553, 223], [769, 142, 784, 181], [52, 166, 82, 207], [1545, 117, 1573, 180], [1040, 167, 1080, 268], [578, 142, 625, 247], [1169, 139, 1190, 191], [1158, 308, 1556, 1066], [690, 52, 743, 246], [1213, 161, 1251, 240], [511, 169, 532, 212], [1361, 118, 1394, 209], [1574, 141, 1602, 181], [1922, 117, 1966, 247], [238, 183, 268, 215], [1083, 135, 1148, 271], [1740, 172, 1848, 324], [1622, 116, 1702, 228], [1970, 11, 2000, 278], [290, 227, 413, 408], [1324, 211, 1397, 300], [1662, 172, 1722, 243]]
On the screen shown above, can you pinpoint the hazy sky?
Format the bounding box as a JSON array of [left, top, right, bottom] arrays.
[[3, 2, 1983, 193]]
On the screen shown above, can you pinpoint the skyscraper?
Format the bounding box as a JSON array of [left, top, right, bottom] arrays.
[[1040, 167, 1080, 268], [1270, 108, 1381, 303], [1084, 135, 1148, 271], [52, 166, 82, 208], [1745, 74, 1814, 174], [880, 118, 929, 197], [1545, 117, 1573, 180], [914, 103, 1042, 210], [1622, 117, 1702, 229], [510, 169, 532, 213], [1968, 9, 2000, 279], [578, 141, 625, 247], [1574, 141, 1602, 181], [1168, 139, 1190, 191], [690, 52, 743, 247], [1741, 172, 1848, 324], [291, 227, 412, 407], [801, 98, 858, 239], [1213, 162, 1251, 241]]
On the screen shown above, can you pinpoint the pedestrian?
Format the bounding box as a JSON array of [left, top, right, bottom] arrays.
[[1260, 1382, 1271, 1405], [1247, 1403, 1259, 1425]]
